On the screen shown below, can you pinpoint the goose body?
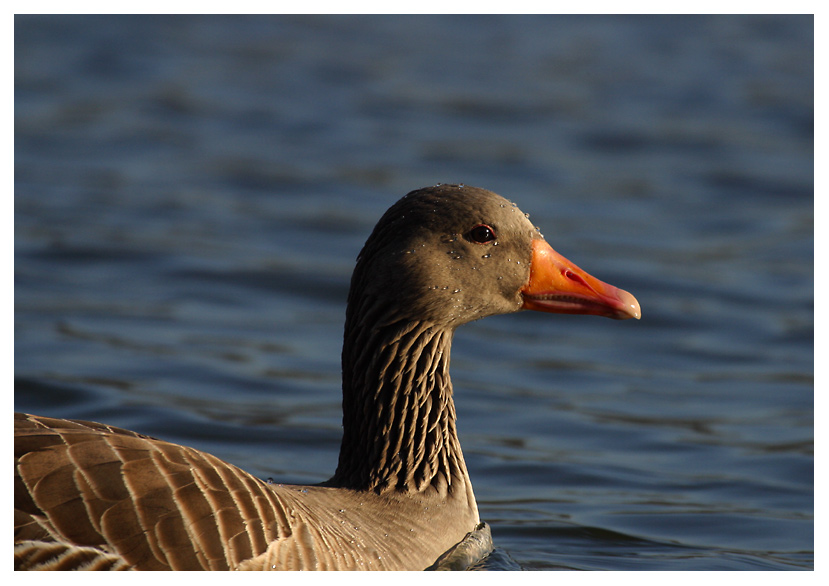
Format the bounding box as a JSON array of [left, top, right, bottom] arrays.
[[14, 185, 640, 570]]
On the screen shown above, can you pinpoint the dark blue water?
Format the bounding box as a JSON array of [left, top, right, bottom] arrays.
[[14, 15, 813, 570]]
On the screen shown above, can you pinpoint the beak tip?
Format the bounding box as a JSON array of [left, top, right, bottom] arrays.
[[616, 290, 641, 320]]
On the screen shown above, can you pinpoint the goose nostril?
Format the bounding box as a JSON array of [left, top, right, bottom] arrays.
[[564, 270, 587, 287]]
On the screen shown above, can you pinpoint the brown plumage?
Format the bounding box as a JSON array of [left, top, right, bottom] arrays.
[[15, 185, 640, 570]]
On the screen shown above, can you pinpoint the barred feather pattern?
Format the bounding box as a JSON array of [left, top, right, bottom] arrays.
[[14, 413, 480, 570]]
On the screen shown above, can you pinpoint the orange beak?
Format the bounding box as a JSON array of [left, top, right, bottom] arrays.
[[521, 239, 641, 320]]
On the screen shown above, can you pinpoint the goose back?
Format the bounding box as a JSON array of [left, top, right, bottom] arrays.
[[14, 413, 481, 570]]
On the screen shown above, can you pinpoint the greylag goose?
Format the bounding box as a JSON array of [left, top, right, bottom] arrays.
[[14, 185, 640, 571]]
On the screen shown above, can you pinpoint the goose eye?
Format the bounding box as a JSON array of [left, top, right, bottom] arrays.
[[469, 224, 496, 244]]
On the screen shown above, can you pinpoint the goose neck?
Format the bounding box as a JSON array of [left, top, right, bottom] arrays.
[[332, 308, 470, 497]]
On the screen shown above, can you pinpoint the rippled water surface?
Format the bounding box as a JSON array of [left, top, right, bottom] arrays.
[[14, 15, 813, 570]]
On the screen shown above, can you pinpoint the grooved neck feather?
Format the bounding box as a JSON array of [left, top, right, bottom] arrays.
[[331, 296, 468, 496]]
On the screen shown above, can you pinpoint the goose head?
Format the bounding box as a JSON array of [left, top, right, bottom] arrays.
[[347, 184, 640, 330]]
